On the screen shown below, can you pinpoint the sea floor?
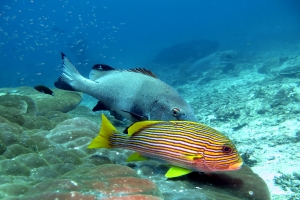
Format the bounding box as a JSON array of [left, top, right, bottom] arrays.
[[74, 49, 300, 199], [76, 50, 300, 199], [166, 50, 300, 200], [1, 49, 300, 199]]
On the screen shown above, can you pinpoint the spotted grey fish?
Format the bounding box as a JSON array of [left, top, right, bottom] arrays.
[[88, 114, 243, 178], [54, 52, 197, 122]]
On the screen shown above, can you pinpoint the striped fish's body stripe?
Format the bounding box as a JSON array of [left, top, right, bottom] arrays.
[[111, 137, 198, 165], [128, 141, 200, 155], [108, 120, 242, 172], [121, 143, 200, 168], [128, 136, 205, 152], [124, 129, 232, 151], [141, 125, 229, 142], [123, 141, 239, 165], [133, 133, 229, 149], [142, 130, 228, 143], [109, 135, 127, 147], [140, 127, 228, 141], [126, 138, 235, 156]]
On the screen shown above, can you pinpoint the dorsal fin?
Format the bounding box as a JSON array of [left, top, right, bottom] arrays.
[[89, 65, 159, 81], [92, 64, 115, 71], [127, 68, 159, 79], [89, 64, 116, 80], [126, 121, 162, 136]]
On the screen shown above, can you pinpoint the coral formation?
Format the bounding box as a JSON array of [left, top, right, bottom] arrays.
[[274, 172, 300, 193], [0, 85, 271, 199]]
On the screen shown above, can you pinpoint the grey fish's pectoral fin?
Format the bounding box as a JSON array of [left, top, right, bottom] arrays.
[[109, 110, 126, 121], [165, 166, 193, 178], [121, 110, 148, 121], [92, 101, 110, 111], [92, 102, 126, 121], [184, 153, 203, 161]]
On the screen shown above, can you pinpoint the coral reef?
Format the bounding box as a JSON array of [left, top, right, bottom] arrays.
[[0, 86, 81, 130], [0, 86, 82, 115], [0, 85, 271, 199], [274, 172, 300, 193], [0, 164, 163, 200], [0, 114, 162, 199]]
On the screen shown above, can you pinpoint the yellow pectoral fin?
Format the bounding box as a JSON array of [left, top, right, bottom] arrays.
[[126, 152, 148, 162], [185, 154, 203, 161], [165, 166, 193, 178]]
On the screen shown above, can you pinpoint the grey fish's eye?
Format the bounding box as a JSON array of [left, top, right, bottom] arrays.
[[171, 107, 181, 117]]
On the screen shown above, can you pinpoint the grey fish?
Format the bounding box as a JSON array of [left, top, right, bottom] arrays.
[[54, 52, 197, 122]]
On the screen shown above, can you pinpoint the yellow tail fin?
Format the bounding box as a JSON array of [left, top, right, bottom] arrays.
[[87, 114, 118, 148]]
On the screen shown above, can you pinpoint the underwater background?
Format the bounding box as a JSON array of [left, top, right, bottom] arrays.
[[1, 0, 300, 199]]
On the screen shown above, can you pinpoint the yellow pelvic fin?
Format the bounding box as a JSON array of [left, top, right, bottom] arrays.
[[165, 166, 193, 178], [127, 120, 162, 136], [87, 114, 118, 148], [126, 152, 148, 162]]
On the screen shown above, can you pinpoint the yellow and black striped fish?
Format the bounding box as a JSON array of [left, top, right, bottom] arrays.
[[88, 114, 243, 178]]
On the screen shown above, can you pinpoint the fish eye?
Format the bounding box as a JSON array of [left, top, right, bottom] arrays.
[[222, 145, 233, 154], [171, 108, 181, 117]]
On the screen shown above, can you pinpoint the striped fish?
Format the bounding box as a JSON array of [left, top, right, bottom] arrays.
[[88, 114, 243, 178]]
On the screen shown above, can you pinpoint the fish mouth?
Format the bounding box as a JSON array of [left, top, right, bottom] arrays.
[[228, 161, 243, 170]]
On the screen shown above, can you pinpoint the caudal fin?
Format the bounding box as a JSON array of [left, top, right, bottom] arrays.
[[54, 52, 83, 91], [87, 114, 118, 148]]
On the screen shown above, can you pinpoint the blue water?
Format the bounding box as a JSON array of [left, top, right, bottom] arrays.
[[0, 0, 299, 88]]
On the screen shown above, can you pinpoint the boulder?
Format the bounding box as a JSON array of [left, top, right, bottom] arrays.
[[0, 164, 163, 200], [0, 86, 82, 115]]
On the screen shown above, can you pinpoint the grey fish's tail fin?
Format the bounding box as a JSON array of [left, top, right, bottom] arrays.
[[54, 52, 83, 91]]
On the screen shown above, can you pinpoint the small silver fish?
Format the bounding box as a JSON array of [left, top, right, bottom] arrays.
[[55, 52, 197, 122]]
